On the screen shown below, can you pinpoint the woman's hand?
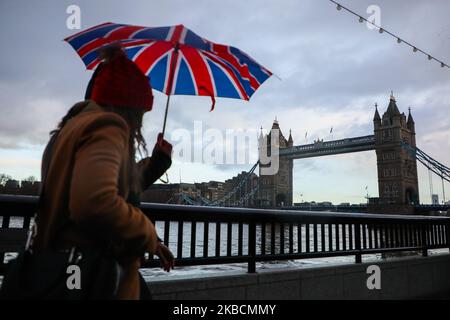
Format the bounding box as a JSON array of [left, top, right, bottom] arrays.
[[155, 133, 172, 158], [155, 242, 175, 272]]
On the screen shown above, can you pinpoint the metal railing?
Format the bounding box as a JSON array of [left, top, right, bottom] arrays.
[[1, 194, 449, 274]]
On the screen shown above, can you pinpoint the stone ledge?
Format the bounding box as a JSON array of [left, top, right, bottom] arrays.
[[147, 253, 450, 300]]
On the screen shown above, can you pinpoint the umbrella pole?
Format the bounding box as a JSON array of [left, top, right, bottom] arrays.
[[161, 44, 179, 138], [162, 93, 171, 137]]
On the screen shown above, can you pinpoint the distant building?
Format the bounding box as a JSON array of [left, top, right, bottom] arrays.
[[195, 181, 224, 202], [141, 181, 228, 205], [0, 179, 41, 196], [4, 179, 20, 194], [20, 180, 41, 195], [141, 183, 199, 204], [5, 180, 19, 188], [143, 173, 256, 206], [432, 194, 439, 205]]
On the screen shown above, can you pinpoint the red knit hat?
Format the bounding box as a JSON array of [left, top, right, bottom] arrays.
[[91, 55, 153, 111]]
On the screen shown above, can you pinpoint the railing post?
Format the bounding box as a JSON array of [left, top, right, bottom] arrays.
[[354, 223, 362, 263], [248, 221, 256, 273], [446, 223, 450, 252], [0, 215, 11, 265], [421, 223, 428, 257]]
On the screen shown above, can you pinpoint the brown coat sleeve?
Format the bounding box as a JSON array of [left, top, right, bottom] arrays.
[[68, 115, 158, 255], [138, 147, 172, 191]]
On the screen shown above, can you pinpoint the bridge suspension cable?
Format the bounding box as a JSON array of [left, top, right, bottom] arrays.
[[428, 168, 433, 202], [442, 175, 446, 203], [402, 141, 450, 203], [173, 161, 260, 207], [209, 161, 260, 207], [401, 142, 450, 182]]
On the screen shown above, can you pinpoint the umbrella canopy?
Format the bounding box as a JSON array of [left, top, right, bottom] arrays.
[[65, 22, 272, 102]]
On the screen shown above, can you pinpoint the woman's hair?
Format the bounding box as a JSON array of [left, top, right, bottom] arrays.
[[51, 103, 148, 193], [101, 104, 148, 158]]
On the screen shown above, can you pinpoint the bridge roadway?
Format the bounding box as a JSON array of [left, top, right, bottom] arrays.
[[279, 135, 375, 159], [283, 204, 450, 213], [415, 204, 450, 212]]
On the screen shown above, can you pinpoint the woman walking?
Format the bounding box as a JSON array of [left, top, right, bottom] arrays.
[[32, 50, 174, 299]]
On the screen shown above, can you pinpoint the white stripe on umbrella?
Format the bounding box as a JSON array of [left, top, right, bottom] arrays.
[[179, 27, 188, 44], [168, 49, 183, 95], [165, 26, 175, 42]]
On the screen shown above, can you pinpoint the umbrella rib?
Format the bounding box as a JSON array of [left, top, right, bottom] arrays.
[[164, 49, 176, 94], [168, 49, 184, 95]]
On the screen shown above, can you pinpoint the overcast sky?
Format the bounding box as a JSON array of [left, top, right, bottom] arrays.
[[0, 0, 449, 204]]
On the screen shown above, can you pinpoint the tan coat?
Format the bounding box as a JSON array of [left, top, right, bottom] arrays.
[[34, 101, 168, 299]]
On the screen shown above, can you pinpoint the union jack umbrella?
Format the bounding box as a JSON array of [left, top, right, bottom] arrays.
[[65, 22, 272, 134]]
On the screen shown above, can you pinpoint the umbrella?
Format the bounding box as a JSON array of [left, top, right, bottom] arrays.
[[65, 22, 272, 135]]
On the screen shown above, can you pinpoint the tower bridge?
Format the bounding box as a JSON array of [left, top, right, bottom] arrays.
[[259, 93, 421, 213], [175, 93, 449, 214]]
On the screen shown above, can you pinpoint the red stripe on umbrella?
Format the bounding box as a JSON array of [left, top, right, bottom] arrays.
[[181, 46, 215, 98], [107, 25, 146, 41], [134, 42, 172, 75]]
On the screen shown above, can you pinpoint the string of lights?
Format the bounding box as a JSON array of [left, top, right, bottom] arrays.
[[329, 0, 449, 69]]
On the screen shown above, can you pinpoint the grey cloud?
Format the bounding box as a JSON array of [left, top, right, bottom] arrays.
[[0, 0, 449, 184]]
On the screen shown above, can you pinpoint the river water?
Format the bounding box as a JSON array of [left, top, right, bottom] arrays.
[[142, 221, 448, 281]]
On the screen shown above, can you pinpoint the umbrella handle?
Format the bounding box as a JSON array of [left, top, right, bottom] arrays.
[[159, 171, 169, 184], [161, 94, 171, 137]]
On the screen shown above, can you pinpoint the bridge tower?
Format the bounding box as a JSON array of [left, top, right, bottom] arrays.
[[258, 119, 294, 207], [373, 93, 419, 211]]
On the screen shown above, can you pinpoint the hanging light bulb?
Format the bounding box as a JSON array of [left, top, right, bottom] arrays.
[[328, 1, 450, 72]]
